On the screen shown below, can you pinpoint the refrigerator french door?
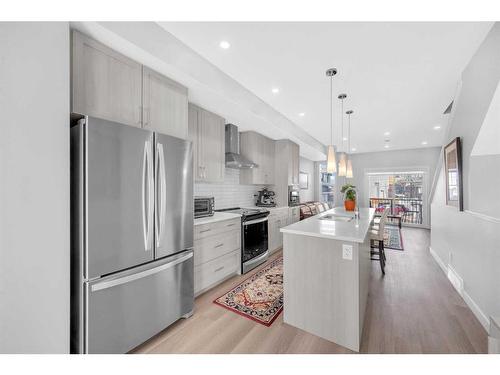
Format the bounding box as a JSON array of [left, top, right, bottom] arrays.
[[71, 116, 194, 354]]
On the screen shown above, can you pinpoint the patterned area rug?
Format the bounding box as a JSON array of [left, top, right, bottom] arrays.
[[384, 225, 404, 251], [213, 257, 283, 326]]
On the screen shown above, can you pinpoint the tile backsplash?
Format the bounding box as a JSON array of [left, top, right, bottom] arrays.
[[194, 168, 270, 209]]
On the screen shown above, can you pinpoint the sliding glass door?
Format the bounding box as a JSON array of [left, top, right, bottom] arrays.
[[367, 171, 428, 227]]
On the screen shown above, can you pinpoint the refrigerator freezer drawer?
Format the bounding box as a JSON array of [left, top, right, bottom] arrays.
[[84, 250, 194, 354]]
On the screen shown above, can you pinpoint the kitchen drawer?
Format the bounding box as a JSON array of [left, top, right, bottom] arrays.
[[194, 228, 240, 266], [194, 218, 240, 240], [194, 250, 239, 295]]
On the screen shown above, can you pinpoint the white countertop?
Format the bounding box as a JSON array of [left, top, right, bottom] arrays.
[[280, 207, 375, 243], [194, 212, 241, 226]]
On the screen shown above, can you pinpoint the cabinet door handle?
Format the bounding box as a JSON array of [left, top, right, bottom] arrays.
[[214, 266, 225, 273], [226, 223, 236, 227], [214, 243, 224, 248], [200, 229, 211, 233]]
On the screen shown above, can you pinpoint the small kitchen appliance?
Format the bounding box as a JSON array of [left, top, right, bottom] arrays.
[[288, 185, 300, 206], [255, 187, 276, 207], [194, 196, 215, 218]]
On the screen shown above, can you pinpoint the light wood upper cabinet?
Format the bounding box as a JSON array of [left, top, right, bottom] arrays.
[[142, 67, 188, 139], [188, 103, 225, 183], [240, 132, 275, 185], [72, 31, 188, 139], [72, 30, 142, 127]]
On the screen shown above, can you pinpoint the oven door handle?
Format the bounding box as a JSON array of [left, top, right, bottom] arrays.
[[243, 217, 268, 226]]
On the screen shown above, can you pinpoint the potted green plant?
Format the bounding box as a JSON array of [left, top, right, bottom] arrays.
[[341, 184, 357, 211]]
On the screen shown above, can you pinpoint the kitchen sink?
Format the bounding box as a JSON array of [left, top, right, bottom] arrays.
[[318, 213, 354, 222]]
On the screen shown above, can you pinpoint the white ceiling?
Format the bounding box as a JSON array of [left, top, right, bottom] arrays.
[[160, 22, 492, 155]]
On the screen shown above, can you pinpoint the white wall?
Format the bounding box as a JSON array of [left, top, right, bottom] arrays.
[[430, 22, 500, 331], [0, 23, 70, 353], [338, 147, 441, 226], [299, 157, 315, 202]]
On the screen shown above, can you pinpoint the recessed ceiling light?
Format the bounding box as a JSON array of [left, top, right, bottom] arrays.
[[384, 131, 391, 136], [351, 148, 356, 152], [343, 137, 348, 141], [422, 141, 428, 145], [384, 144, 390, 149], [271, 88, 280, 94], [219, 40, 230, 49], [299, 112, 305, 117], [433, 125, 441, 130]]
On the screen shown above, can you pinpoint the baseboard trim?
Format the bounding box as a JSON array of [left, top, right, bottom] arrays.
[[463, 290, 490, 332], [447, 264, 464, 295], [429, 247, 447, 274], [428, 247, 490, 333]]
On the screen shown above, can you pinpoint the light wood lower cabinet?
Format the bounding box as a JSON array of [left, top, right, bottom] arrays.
[[194, 218, 241, 295], [268, 208, 289, 253], [289, 206, 300, 224], [268, 206, 301, 253], [194, 251, 239, 296]]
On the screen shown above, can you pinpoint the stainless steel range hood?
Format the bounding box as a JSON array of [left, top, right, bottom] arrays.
[[225, 124, 258, 169]]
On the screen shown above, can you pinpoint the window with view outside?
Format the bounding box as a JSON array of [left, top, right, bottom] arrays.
[[368, 172, 424, 225], [318, 162, 335, 206]]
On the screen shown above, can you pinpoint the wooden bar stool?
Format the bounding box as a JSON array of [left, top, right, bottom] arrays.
[[370, 208, 389, 275]]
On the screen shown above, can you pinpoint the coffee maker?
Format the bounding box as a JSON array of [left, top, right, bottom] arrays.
[[255, 187, 276, 207]]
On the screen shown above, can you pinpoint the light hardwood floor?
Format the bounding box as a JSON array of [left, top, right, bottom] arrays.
[[132, 228, 487, 354]]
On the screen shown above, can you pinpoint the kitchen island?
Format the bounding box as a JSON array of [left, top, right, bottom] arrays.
[[280, 207, 375, 352]]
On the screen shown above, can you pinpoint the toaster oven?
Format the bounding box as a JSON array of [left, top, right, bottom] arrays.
[[194, 196, 215, 218]]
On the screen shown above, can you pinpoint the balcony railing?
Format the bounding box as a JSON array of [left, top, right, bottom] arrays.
[[369, 197, 423, 225]]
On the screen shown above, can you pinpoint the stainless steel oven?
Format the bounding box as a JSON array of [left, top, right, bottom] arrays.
[[215, 207, 270, 274], [242, 214, 269, 274], [288, 185, 300, 206], [194, 196, 214, 218]]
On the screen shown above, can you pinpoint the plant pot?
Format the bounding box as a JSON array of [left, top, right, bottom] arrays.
[[344, 199, 356, 211]]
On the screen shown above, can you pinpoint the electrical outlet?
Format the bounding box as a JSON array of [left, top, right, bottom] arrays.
[[342, 244, 353, 260]]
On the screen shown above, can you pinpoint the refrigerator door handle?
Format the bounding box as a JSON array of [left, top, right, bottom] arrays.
[[147, 140, 154, 252], [91, 251, 193, 292], [141, 140, 148, 251], [156, 142, 166, 248]]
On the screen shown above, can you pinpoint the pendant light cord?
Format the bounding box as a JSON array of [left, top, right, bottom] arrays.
[[341, 98, 344, 150], [330, 76, 333, 145], [348, 112, 351, 153]]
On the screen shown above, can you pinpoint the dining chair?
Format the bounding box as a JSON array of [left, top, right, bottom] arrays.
[[370, 207, 389, 275]]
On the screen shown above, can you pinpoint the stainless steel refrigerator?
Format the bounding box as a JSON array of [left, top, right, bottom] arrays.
[[70, 116, 194, 354]]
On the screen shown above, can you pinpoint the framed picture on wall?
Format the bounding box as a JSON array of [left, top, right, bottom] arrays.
[[444, 137, 463, 211], [299, 172, 309, 189]]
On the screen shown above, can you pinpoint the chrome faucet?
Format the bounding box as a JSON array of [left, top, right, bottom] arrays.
[[343, 186, 359, 219]]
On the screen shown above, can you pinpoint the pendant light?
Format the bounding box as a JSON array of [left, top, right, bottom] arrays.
[[337, 93, 347, 176], [326, 68, 337, 174], [346, 110, 354, 179]]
